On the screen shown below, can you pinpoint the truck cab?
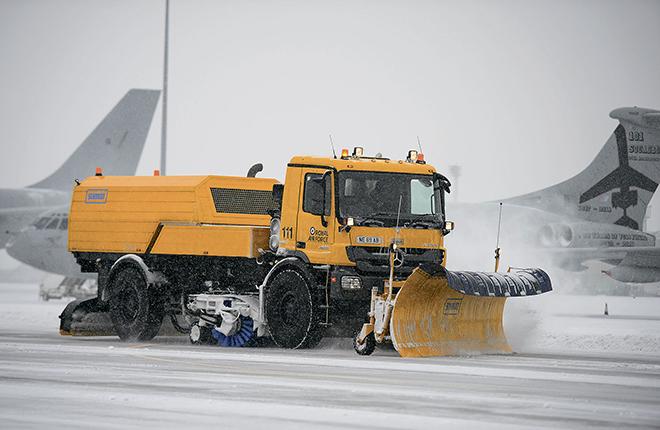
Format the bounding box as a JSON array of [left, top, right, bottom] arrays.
[[279, 150, 450, 258]]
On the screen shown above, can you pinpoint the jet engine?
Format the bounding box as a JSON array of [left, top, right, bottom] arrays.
[[537, 222, 656, 248]]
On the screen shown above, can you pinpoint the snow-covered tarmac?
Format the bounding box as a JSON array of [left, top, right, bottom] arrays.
[[1, 283, 660, 429]]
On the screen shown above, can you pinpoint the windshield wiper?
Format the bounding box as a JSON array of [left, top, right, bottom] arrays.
[[354, 216, 385, 227], [404, 214, 442, 229]]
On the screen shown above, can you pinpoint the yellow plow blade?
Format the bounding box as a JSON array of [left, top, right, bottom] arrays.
[[390, 265, 552, 358]]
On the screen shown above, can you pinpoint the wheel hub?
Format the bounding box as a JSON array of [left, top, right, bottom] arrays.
[[279, 291, 300, 326], [119, 286, 139, 321]]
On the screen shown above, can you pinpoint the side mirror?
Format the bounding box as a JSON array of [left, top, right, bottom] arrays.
[[270, 184, 284, 216], [434, 173, 452, 193]]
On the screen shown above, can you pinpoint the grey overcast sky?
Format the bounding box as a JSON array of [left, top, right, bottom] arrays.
[[1, 0, 659, 229]]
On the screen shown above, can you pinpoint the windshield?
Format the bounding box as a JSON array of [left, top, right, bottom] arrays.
[[337, 171, 445, 227]]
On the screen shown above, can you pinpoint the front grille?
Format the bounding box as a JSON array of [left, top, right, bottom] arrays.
[[210, 188, 274, 215], [357, 247, 429, 256], [346, 246, 444, 274]]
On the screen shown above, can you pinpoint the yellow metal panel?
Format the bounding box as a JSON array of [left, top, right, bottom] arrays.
[[78, 175, 207, 188], [294, 167, 336, 264], [390, 268, 510, 357], [196, 176, 278, 226], [69, 174, 278, 254], [72, 190, 196, 203], [289, 155, 438, 175], [278, 167, 303, 251], [151, 225, 269, 257], [75, 201, 196, 213], [70, 210, 194, 223], [69, 221, 157, 233], [71, 230, 153, 242]]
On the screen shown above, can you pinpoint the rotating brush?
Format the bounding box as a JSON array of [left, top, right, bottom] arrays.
[[211, 316, 254, 347]]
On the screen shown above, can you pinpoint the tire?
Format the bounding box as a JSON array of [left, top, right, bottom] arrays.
[[108, 265, 164, 341], [353, 329, 376, 356], [266, 268, 324, 349]]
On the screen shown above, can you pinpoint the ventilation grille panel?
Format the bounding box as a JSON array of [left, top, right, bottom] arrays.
[[210, 188, 274, 215]]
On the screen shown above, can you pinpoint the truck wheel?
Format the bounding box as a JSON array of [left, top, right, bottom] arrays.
[[266, 269, 323, 349], [353, 329, 376, 356], [108, 265, 164, 341]]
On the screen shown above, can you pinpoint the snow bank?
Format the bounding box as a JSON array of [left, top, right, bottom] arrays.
[[504, 292, 660, 356]]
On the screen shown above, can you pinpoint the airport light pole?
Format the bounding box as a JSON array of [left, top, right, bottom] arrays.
[[161, 0, 169, 175]]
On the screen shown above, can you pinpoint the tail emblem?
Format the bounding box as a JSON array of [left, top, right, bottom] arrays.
[[579, 125, 658, 230]]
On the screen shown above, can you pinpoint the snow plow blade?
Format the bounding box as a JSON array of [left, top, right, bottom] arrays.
[[390, 264, 552, 358], [59, 298, 115, 336]]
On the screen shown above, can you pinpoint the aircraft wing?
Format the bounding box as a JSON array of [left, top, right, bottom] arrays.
[[617, 247, 660, 268]]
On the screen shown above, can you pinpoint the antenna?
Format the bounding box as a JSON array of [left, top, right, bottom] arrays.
[[416, 135, 423, 153], [395, 194, 403, 231], [329, 134, 337, 159], [494, 202, 503, 272]]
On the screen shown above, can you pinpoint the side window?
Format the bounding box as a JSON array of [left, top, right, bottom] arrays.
[[303, 173, 331, 216], [59, 217, 68, 230], [46, 217, 60, 230], [34, 217, 50, 230]]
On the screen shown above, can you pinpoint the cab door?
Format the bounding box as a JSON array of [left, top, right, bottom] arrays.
[[296, 169, 335, 263]]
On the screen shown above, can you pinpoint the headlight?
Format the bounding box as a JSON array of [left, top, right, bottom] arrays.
[[269, 218, 281, 251], [269, 235, 280, 251], [341, 276, 362, 290]]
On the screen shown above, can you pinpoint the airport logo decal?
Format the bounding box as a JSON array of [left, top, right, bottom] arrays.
[[85, 189, 108, 204], [579, 125, 658, 230], [308, 226, 328, 242]]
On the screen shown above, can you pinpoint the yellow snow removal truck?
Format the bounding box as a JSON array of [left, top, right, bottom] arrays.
[[60, 148, 551, 357]]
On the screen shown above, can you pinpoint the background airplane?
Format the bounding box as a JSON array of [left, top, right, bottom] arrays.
[[7, 208, 85, 279], [446, 106, 660, 284], [0, 89, 161, 249]]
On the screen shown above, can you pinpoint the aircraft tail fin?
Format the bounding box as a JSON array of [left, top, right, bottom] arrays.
[[507, 107, 660, 230], [29, 89, 160, 191]]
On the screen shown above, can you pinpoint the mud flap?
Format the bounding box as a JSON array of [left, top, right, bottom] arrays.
[[390, 265, 552, 358], [59, 298, 115, 336]]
